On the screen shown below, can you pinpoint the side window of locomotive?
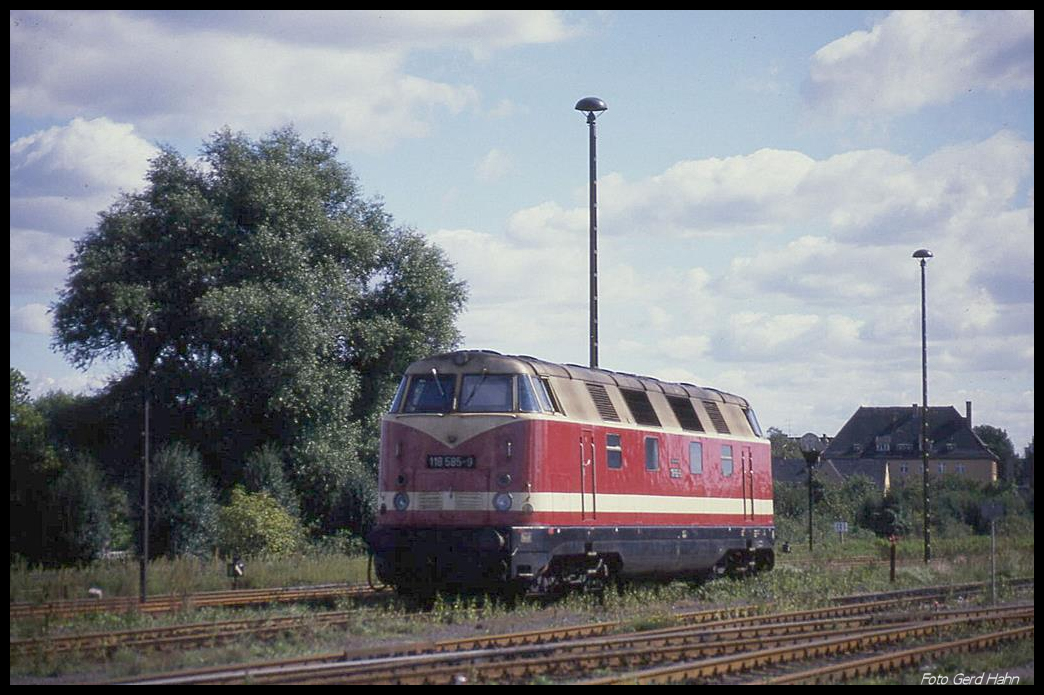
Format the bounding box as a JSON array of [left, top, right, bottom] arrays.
[[606, 434, 623, 469], [539, 378, 563, 414], [460, 374, 513, 412], [389, 376, 408, 413], [519, 375, 554, 413], [721, 444, 734, 477], [403, 374, 456, 413], [689, 441, 703, 474], [645, 437, 660, 471], [744, 407, 764, 437]]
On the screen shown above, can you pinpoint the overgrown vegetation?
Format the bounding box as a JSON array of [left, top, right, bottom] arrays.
[[773, 472, 1033, 546]]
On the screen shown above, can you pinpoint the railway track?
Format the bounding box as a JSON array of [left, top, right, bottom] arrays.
[[15, 577, 1021, 664], [754, 624, 1033, 684], [99, 579, 1032, 685], [9, 583, 378, 621], [580, 606, 1033, 685]]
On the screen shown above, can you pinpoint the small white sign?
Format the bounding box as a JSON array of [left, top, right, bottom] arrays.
[[833, 521, 849, 533]]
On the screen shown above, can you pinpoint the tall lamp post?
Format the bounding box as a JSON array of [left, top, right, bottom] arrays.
[[798, 433, 825, 553], [575, 96, 607, 369], [913, 248, 933, 564], [127, 321, 158, 603]]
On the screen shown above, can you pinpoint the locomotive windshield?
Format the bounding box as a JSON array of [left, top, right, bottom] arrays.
[[402, 373, 456, 413], [395, 372, 556, 414], [460, 374, 512, 412]]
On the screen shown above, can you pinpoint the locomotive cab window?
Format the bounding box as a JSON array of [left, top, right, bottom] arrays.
[[403, 374, 456, 413], [744, 407, 764, 437], [389, 376, 408, 413], [538, 377, 563, 414], [721, 444, 734, 477], [607, 433, 623, 469], [519, 375, 554, 413], [460, 374, 513, 413]]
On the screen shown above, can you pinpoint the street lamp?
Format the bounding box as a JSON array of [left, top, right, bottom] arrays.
[[913, 248, 933, 564], [798, 433, 825, 553], [126, 321, 158, 603], [575, 96, 607, 369]]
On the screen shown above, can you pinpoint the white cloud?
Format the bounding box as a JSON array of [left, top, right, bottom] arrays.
[[10, 10, 579, 151], [476, 148, 513, 182], [10, 117, 156, 197], [129, 10, 581, 56], [601, 149, 817, 237], [9, 229, 75, 293], [805, 10, 1034, 119], [10, 117, 157, 292], [427, 129, 1033, 451], [10, 303, 52, 335]]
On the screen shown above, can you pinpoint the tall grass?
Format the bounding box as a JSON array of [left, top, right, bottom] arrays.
[[9, 552, 370, 603]]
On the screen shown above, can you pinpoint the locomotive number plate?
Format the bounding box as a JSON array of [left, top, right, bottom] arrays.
[[427, 455, 476, 469]]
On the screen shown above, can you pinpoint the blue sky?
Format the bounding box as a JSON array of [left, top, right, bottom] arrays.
[[10, 10, 1035, 449]]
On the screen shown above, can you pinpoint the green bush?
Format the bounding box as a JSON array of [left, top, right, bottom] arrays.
[[218, 486, 303, 558], [144, 442, 219, 558]]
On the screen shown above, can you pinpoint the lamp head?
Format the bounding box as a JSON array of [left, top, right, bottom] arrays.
[[575, 96, 607, 115], [912, 249, 933, 259]]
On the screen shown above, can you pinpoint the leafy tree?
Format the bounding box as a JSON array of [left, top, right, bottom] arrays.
[[974, 424, 1018, 483], [858, 490, 914, 538], [767, 427, 801, 459], [242, 443, 300, 518], [50, 453, 111, 565], [10, 370, 113, 565], [11, 369, 59, 563], [52, 127, 467, 535]]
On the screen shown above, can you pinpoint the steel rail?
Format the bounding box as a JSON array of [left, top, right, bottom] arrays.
[[63, 578, 1032, 684], [10, 583, 375, 620], [578, 609, 1034, 685], [754, 624, 1035, 685], [121, 600, 1032, 685], [339, 607, 1034, 686]]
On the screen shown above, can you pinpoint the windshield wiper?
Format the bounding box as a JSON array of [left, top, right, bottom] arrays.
[[462, 369, 488, 408], [431, 368, 446, 398]]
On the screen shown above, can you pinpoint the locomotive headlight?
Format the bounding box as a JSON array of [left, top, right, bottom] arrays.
[[493, 492, 513, 512], [393, 492, 410, 511]]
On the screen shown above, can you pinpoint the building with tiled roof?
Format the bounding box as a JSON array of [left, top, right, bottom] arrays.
[[821, 402, 997, 489]]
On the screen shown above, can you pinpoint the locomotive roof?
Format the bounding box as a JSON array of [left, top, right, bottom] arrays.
[[405, 350, 750, 408]]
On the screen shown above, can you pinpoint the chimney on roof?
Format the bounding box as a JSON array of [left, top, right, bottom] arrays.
[[966, 401, 972, 429]]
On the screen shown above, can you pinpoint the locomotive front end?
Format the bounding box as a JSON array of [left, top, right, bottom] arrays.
[[368, 352, 551, 596]]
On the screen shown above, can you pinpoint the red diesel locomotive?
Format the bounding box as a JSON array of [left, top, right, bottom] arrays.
[[367, 350, 775, 596]]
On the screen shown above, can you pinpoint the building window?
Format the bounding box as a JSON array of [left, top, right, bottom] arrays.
[[645, 437, 659, 471], [938, 463, 946, 475], [721, 445, 734, 477], [689, 441, 703, 474], [899, 463, 909, 474], [607, 434, 623, 469]]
